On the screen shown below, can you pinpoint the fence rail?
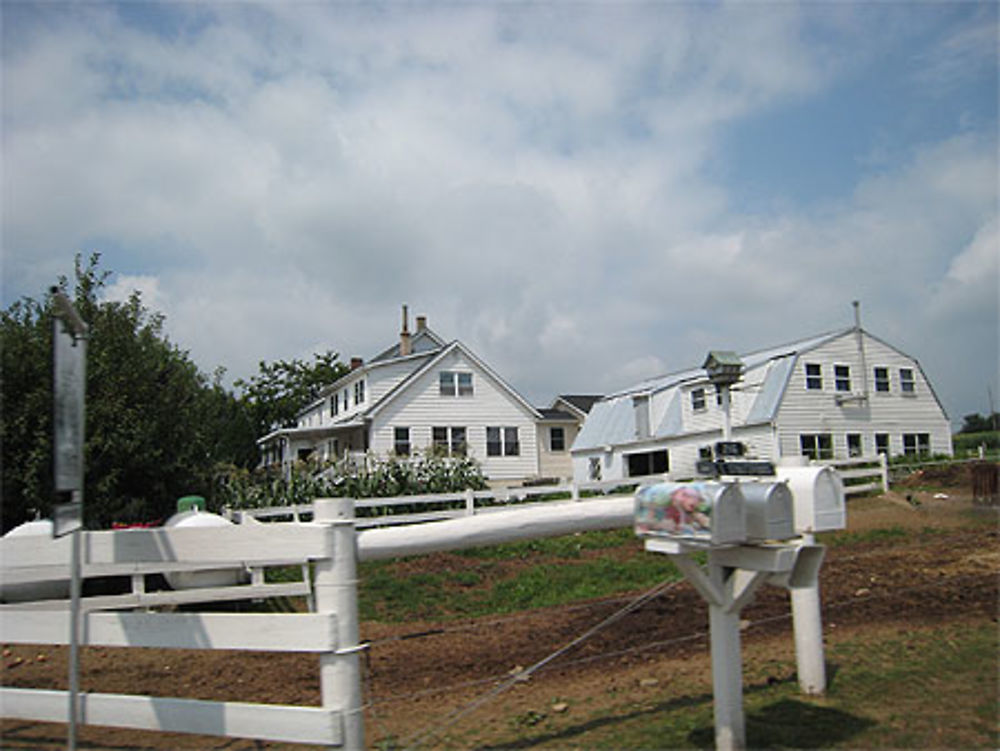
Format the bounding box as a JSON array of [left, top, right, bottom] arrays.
[[226, 475, 656, 527], [816, 455, 888, 496], [0, 500, 359, 748]]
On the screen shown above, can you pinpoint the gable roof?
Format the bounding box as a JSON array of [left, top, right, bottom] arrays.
[[366, 339, 543, 421], [553, 394, 602, 417]]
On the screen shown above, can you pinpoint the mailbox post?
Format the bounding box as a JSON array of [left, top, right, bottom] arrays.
[[637, 475, 843, 751]]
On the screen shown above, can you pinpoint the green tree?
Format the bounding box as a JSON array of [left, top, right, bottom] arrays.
[[235, 351, 349, 438], [1, 254, 257, 531], [959, 412, 999, 434]]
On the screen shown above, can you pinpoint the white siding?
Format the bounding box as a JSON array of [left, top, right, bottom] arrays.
[[366, 356, 434, 405], [775, 332, 952, 459], [571, 329, 951, 485], [368, 349, 539, 481]]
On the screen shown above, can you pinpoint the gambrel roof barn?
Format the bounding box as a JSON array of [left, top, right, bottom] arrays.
[[571, 324, 952, 484]]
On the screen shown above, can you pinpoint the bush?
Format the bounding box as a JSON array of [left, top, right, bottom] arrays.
[[215, 450, 488, 510]]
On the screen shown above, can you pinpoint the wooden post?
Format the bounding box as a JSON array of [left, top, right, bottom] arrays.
[[313, 498, 364, 751]]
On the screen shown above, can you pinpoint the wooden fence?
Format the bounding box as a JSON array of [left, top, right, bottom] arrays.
[[0, 499, 362, 748]]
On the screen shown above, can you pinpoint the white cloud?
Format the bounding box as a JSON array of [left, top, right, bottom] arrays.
[[2, 2, 996, 424], [101, 274, 167, 313]]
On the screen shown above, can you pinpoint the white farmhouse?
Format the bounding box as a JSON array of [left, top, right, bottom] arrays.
[[572, 324, 953, 484], [258, 310, 594, 485]]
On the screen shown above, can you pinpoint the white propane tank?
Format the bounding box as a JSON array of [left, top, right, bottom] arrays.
[[163, 510, 249, 590], [0, 520, 71, 602]]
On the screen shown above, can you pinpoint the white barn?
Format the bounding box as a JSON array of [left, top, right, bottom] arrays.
[[258, 312, 591, 485], [571, 325, 953, 484]]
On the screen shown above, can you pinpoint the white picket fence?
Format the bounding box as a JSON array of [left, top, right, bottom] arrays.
[[0, 499, 362, 748]]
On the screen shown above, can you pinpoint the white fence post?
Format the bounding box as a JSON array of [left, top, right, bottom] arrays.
[[313, 498, 364, 751], [464, 489, 475, 516], [878, 453, 889, 493]]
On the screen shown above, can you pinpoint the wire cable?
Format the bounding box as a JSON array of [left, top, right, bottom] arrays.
[[400, 576, 684, 750]]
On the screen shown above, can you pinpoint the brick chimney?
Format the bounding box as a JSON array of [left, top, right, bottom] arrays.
[[350, 357, 364, 370], [400, 304, 412, 356]]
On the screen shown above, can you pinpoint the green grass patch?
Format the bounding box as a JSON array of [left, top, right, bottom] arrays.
[[821, 524, 909, 547], [454, 528, 636, 560], [358, 529, 679, 622], [453, 620, 997, 750]]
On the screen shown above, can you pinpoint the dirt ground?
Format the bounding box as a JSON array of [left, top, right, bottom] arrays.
[[2, 476, 997, 750]]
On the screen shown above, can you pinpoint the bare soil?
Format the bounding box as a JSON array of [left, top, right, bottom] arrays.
[[2, 484, 997, 750]]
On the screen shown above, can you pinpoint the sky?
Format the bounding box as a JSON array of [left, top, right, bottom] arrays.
[[2, 1, 997, 429]]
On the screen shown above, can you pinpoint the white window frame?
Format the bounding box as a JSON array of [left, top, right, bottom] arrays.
[[432, 426, 467, 456], [900, 368, 915, 394], [875, 433, 890, 455], [805, 363, 823, 390], [873, 366, 890, 393], [487, 426, 520, 457], [834, 364, 851, 392], [903, 433, 930, 457], [550, 426, 566, 452], [847, 433, 862, 458], [691, 387, 707, 411], [800, 433, 833, 460], [394, 427, 410, 456], [440, 371, 474, 397]]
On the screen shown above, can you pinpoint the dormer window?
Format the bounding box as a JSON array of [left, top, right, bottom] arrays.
[[691, 388, 707, 411], [805, 363, 823, 390]]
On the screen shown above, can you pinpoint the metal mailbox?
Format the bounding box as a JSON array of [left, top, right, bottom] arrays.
[[775, 465, 847, 533], [739, 481, 795, 542], [635, 481, 746, 546]]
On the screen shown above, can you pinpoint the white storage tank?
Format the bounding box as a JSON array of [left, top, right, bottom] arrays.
[[635, 481, 746, 546], [163, 510, 249, 590], [739, 481, 795, 542], [775, 465, 847, 534], [0, 520, 71, 602]]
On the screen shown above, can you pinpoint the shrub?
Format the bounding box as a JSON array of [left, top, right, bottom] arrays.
[[215, 450, 487, 509]]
